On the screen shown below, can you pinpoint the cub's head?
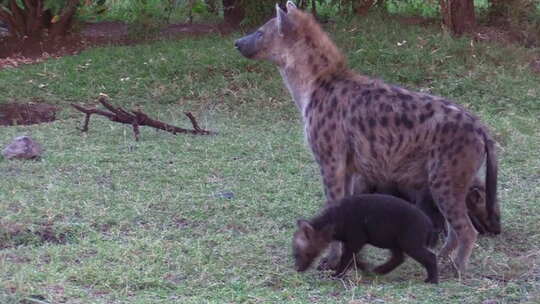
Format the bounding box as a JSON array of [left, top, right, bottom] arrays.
[[234, 1, 302, 64], [466, 183, 501, 235], [292, 219, 333, 272]]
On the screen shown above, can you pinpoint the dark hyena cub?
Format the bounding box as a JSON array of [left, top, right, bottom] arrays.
[[293, 194, 439, 283], [235, 1, 500, 273]]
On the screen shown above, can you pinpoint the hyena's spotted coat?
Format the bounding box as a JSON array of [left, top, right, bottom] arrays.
[[235, 1, 500, 273]]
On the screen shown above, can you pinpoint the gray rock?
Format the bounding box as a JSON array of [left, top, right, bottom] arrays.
[[2, 136, 43, 160], [0, 21, 9, 37], [214, 191, 235, 199]]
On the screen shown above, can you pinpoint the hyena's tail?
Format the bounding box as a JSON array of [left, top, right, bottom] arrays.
[[424, 216, 439, 249], [484, 131, 501, 234], [426, 228, 439, 249]]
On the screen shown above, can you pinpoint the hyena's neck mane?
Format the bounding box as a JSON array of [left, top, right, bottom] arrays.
[[280, 11, 346, 111]]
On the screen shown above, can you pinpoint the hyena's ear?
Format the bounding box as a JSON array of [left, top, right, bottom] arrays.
[[297, 219, 314, 239], [286, 1, 297, 12], [276, 3, 295, 37]]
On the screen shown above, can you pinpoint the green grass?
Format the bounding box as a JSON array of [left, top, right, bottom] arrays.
[[78, 0, 221, 25], [1, 13, 540, 303]]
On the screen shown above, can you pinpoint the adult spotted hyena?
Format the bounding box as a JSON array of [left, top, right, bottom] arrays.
[[235, 1, 500, 273]]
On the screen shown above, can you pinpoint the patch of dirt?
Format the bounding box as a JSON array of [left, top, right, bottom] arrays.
[[0, 220, 69, 249], [80, 21, 129, 41], [0, 21, 225, 69], [0, 101, 58, 126], [473, 25, 527, 46], [0, 35, 90, 67], [162, 23, 220, 36]]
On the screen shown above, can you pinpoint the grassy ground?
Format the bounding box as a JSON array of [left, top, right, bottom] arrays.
[[1, 13, 539, 304]]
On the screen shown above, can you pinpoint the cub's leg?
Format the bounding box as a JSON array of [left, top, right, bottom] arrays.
[[403, 245, 439, 284], [332, 242, 366, 278], [373, 248, 405, 275]]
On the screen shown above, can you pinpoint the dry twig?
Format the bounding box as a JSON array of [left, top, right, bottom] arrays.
[[71, 96, 213, 140]]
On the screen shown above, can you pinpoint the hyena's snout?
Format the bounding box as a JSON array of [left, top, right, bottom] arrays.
[[234, 32, 261, 58]]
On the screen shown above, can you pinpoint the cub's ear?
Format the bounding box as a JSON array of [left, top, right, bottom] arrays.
[[276, 3, 295, 36], [297, 219, 314, 239], [286, 1, 298, 12]]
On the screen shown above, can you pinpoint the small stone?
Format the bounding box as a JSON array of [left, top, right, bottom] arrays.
[[214, 191, 234, 199], [2, 136, 43, 160]]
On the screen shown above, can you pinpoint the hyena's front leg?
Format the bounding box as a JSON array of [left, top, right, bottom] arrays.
[[317, 160, 351, 270], [439, 221, 458, 258], [320, 161, 349, 202], [350, 173, 371, 196]]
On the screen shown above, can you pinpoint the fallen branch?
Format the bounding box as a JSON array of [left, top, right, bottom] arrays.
[[71, 96, 214, 140]]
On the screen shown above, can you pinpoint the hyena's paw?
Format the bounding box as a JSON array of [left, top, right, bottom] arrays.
[[437, 247, 451, 259], [439, 256, 460, 277], [437, 239, 457, 258]]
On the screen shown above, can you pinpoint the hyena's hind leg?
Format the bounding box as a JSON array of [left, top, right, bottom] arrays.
[[429, 166, 478, 273]]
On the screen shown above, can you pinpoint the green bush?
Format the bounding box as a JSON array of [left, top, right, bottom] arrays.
[[238, 0, 276, 27]]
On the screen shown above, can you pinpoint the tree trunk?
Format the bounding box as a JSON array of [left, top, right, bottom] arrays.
[[297, 0, 307, 9], [0, 0, 77, 39], [204, 0, 219, 15], [223, 0, 244, 28], [49, 0, 79, 37], [23, 0, 44, 37], [440, 0, 476, 36], [0, 0, 27, 37], [487, 0, 510, 24]]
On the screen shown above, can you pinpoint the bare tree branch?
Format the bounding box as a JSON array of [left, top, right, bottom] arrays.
[[71, 97, 214, 141]]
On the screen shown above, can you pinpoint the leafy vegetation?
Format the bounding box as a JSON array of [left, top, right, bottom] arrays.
[[0, 0, 79, 38], [83, 0, 218, 23], [1, 9, 539, 304]]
